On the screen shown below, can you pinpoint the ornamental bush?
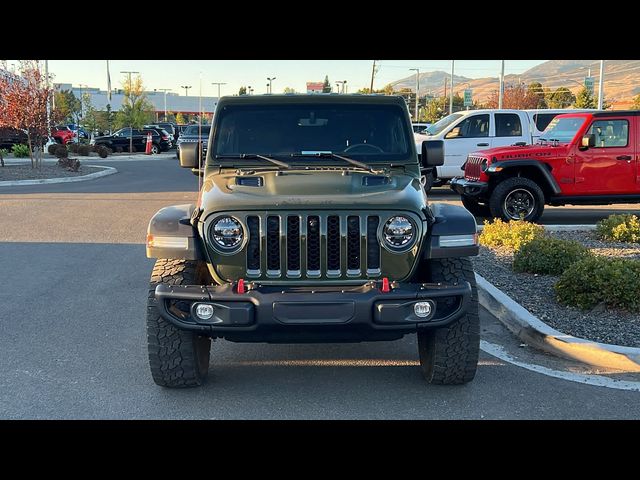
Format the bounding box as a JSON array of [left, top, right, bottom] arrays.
[[555, 256, 640, 312], [11, 144, 30, 158], [513, 237, 591, 275], [479, 219, 545, 251], [596, 214, 640, 243]]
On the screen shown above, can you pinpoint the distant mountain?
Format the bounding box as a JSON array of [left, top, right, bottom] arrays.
[[391, 60, 640, 108]]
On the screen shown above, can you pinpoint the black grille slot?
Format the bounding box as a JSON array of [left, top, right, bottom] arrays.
[[347, 216, 360, 271], [307, 216, 320, 272], [286, 216, 300, 272], [246, 216, 260, 271], [367, 216, 380, 270], [327, 215, 341, 272], [267, 216, 280, 271]]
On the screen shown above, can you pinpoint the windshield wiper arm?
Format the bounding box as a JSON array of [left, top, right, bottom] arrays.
[[215, 154, 291, 169], [291, 152, 380, 173]]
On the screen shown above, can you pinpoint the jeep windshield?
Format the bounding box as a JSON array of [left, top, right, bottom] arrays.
[[211, 103, 413, 166], [539, 116, 587, 143]]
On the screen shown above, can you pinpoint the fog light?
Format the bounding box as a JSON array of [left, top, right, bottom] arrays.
[[195, 303, 214, 320], [414, 301, 433, 318]]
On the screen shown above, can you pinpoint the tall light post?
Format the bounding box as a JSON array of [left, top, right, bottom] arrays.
[[598, 60, 605, 110], [409, 68, 420, 121], [336, 80, 346, 94], [158, 88, 172, 121], [450, 60, 455, 114], [78, 83, 88, 143], [211, 82, 226, 99], [181, 85, 192, 96], [121, 71, 140, 154], [267, 77, 276, 94], [498, 60, 505, 109]]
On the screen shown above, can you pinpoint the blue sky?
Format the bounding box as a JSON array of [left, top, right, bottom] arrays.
[[24, 60, 545, 96]]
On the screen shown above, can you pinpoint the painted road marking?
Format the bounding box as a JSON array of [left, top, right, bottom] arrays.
[[481, 340, 640, 392]]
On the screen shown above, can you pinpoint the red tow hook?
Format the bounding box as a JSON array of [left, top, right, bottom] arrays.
[[237, 278, 246, 294], [381, 277, 390, 293]]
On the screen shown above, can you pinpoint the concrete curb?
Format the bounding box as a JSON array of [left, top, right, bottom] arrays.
[[0, 165, 117, 187], [477, 224, 597, 232], [476, 272, 640, 372]]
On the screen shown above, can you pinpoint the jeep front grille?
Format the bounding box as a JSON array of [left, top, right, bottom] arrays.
[[245, 213, 381, 280], [465, 155, 485, 181]]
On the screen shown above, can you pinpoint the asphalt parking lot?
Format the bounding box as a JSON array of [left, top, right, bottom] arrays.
[[1, 154, 639, 419]]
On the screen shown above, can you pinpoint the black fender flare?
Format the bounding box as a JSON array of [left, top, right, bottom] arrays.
[[487, 160, 561, 195], [423, 203, 479, 259], [146, 204, 204, 260]]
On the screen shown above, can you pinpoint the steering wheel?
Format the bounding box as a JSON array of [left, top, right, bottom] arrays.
[[344, 143, 384, 153]]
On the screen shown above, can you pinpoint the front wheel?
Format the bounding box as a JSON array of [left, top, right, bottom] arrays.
[[147, 258, 212, 388], [488, 176, 545, 222], [417, 257, 480, 385], [151, 144, 160, 154]]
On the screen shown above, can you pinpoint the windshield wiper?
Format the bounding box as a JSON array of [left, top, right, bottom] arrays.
[[291, 151, 381, 173], [215, 154, 291, 169]]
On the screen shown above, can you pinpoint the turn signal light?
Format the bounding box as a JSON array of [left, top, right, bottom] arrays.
[[381, 277, 390, 293]]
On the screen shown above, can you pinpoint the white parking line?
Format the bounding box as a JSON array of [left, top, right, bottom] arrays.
[[480, 340, 640, 392]]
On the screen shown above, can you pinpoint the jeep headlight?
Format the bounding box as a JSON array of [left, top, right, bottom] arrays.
[[210, 216, 244, 252], [382, 216, 415, 251]]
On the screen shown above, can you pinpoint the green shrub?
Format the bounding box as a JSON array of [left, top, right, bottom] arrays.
[[11, 144, 30, 158], [77, 145, 91, 156], [513, 237, 591, 275], [555, 256, 640, 312], [479, 219, 545, 251], [0, 148, 9, 157], [596, 214, 640, 243]]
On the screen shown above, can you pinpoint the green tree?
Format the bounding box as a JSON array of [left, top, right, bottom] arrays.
[[283, 87, 296, 93], [322, 75, 331, 93], [176, 112, 186, 124], [54, 89, 81, 123], [632, 94, 640, 110], [546, 87, 575, 108], [114, 74, 155, 129], [238, 86, 247, 95], [574, 87, 597, 108], [527, 82, 547, 108]]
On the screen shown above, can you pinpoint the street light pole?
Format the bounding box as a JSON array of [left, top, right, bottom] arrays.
[[211, 82, 226, 110], [498, 60, 505, 109], [409, 68, 419, 121], [181, 85, 192, 96], [598, 60, 605, 110], [158, 88, 172, 121], [267, 77, 276, 94], [121, 71, 140, 154], [450, 60, 455, 114]]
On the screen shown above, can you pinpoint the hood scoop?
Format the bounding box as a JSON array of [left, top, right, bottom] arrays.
[[235, 176, 264, 187], [362, 175, 390, 186]]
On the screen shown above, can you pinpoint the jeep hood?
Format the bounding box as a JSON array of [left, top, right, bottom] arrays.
[[472, 143, 571, 160], [199, 169, 427, 215]]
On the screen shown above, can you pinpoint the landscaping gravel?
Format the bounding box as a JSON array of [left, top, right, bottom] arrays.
[[0, 164, 103, 181], [474, 230, 640, 348]]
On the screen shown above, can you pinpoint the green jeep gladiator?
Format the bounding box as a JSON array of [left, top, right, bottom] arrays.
[[145, 94, 480, 387]]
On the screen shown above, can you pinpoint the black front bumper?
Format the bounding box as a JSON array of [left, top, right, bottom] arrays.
[[450, 177, 489, 198], [154, 281, 472, 343]]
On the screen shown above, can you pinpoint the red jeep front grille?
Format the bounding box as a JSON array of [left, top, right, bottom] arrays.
[[465, 156, 485, 181]]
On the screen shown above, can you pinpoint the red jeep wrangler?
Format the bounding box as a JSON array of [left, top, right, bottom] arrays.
[[52, 125, 75, 145], [450, 111, 640, 222]]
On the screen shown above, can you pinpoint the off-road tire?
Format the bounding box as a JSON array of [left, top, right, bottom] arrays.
[[417, 257, 480, 385], [488, 176, 545, 222], [461, 195, 491, 217], [147, 258, 211, 388]]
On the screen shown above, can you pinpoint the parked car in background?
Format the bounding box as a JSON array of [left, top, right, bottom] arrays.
[[0, 127, 28, 149], [52, 125, 75, 144], [175, 124, 211, 159], [451, 111, 640, 222], [67, 124, 89, 140], [145, 123, 177, 146], [414, 108, 596, 191], [91, 127, 172, 153]]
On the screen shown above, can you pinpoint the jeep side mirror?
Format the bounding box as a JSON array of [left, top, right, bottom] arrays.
[[421, 140, 444, 167], [579, 134, 595, 150], [179, 142, 201, 169]]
